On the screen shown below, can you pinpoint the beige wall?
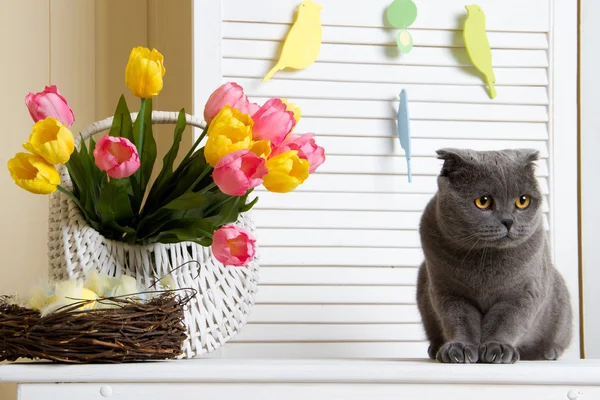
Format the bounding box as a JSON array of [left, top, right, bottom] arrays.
[[0, 1, 192, 398]]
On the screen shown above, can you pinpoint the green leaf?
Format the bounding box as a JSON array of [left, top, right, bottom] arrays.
[[205, 196, 242, 227], [108, 95, 134, 142], [240, 195, 259, 213], [65, 151, 86, 204], [77, 137, 100, 217], [109, 177, 134, 197], [156, 218, 216, 240], [153, 150, 211, 212], [133, 98, 156, 195], [135, 208, 177, 240], [155, 227, 212, 244], [135, 191, 226, 242], [163, 191, 210, 210], [60, 160, 100, 228], [127, 173, 143, 214], [97, 180, 135, 228], [158, 109, 186, 186], [145, 109, 187, 212]]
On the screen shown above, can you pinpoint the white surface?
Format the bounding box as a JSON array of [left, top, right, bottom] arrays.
[[10, 360, 600, 400], [194, 0, 580, 359], [2, 359, 600, 384], [580, 0, 600, 359], [16, 383, 599, 400]]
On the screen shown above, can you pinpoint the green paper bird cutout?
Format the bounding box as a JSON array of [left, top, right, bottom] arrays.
[[463, 4, 496, 99]]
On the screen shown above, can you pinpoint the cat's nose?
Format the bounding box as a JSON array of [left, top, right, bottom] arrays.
[[501, 219, 514, 231]]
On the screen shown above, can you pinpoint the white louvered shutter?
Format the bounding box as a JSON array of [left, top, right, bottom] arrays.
[[194, 0, 579, 359]]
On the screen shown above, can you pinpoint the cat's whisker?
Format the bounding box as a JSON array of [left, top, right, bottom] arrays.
[[460, 238, 481, 268]]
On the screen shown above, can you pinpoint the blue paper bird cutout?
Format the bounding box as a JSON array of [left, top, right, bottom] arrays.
[[397, 89, 412, 183]]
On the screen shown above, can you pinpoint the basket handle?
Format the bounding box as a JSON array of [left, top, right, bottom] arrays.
[[77, 111, 207, 144]]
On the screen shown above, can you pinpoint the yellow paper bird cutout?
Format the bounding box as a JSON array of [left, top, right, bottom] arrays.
[[463, 5, 496, 99], [263, 0, 323, 82]]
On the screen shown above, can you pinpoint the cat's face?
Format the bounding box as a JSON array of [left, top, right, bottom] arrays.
[[435, 148, 543, 248]]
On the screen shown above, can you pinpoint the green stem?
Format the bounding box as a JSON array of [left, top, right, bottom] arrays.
[[197, 182, 217, 195], [189, 165, 214, 191], [136, 98, 148, 181], [182, 126, 208, 164], [204, 195, 235, 216]]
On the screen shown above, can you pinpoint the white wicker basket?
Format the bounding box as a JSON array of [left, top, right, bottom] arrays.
[[47, 111, 259, 358]]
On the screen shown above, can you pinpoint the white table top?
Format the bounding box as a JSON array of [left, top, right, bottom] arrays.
[[1, 358, 600, 385]]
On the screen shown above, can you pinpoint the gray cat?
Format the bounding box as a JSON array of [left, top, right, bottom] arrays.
[[416, 148, 572, 364]]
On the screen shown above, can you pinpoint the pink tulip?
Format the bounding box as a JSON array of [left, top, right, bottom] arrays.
[[25, 85, 75, 127], [93, 135, 140, 179], [212, 225, 256, 267], [251, 98, 296, 146], [271, 133, 325, 173], [204, 82, 259, 124], [213, 149, 268, 196]]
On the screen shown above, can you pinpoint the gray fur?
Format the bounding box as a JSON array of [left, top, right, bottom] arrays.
[[416, 148, 572, 364]]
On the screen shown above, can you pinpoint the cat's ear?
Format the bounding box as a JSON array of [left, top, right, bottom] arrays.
[[516, 149, 540, 166], [436, 148, 475, 177]]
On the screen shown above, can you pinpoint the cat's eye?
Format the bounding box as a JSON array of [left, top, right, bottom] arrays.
[[475, 195, 493, 210], [516, 195, 531, 209]]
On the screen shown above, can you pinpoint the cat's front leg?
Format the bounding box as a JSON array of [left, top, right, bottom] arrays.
[[433, 294, 482, 364], [480, 299, 537, 364]]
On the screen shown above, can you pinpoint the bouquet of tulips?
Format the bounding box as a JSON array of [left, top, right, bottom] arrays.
[[7, 46, 324, 267]]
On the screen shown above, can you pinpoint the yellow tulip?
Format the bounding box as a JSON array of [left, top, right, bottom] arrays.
[[7, 152, 60, 194], [125, 46, 166, 98], [23, 117, 74, 164], [205, 105, 253, 166], [263, 150, 309, 193], [249, 140, 272, 159]]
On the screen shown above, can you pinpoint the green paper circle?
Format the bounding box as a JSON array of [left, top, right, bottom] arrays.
[[387, 0, 417, 29], [397, 29, 413, 53]]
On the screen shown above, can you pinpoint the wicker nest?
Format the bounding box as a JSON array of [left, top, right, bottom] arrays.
[[0, 291, 192, 363]]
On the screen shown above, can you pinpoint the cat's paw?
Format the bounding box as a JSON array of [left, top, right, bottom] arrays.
[[479, 342, 520, 364], [427, 342, 442, 360], [436, 342, 479, 363], [543, 348, 561, 360]]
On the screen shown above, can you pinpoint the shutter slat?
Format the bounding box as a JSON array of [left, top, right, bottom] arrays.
[[223, 39, 549, 68], [296, 119, 549, 140], [222, 0, 549, 32], [251, 97, 549, 122], [260, 267, 418, 285], [314, 137, 549, 157], [223, 59, 548, 86], [308, 156, 549, 177], [254, 193, 433, 212], [238, 78, 549, 105], [254, 210, 422, 230], [223, 23, 549, 49], [255, 286, 417, 305], [260, 247, 424, 267], [249, 305, 422, 323], [254, 175, 550, 195], [232, 323, 425, 342], [257, 229, 421, 248], [221, 342, 429, 359]]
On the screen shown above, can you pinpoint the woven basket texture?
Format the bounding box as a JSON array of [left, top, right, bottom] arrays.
[[47, 111, 259, 358]]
